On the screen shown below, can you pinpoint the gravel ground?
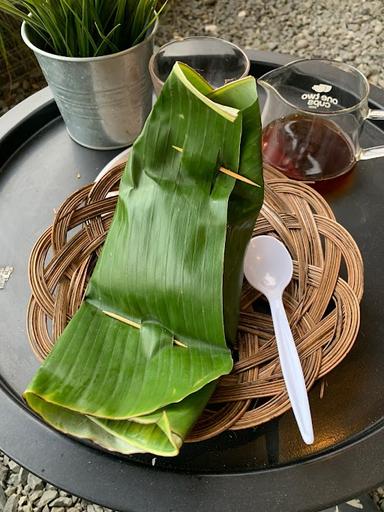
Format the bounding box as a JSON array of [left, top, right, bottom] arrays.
[[1, 1, 384, 511], [0, 452, 112, 512], [373, 487, 384, 511], [157, 0, 384, 88]]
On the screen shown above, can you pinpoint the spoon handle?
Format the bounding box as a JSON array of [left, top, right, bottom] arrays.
[[270, 296, 314, 445]]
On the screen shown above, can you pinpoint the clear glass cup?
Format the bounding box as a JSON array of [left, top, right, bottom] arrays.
[[149, 36, 250, 95], [258, 59, 384, 181]]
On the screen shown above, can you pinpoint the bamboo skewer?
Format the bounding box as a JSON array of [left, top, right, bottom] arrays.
[[218, 166, 260, 187], [102, 310, 188, 348], [172, 145, 261, 188]]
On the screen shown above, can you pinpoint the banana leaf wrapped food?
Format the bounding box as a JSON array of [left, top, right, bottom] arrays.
[[24, 63, 264, 456]]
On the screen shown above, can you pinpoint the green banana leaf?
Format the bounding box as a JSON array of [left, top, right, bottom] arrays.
[[24, 62, 264, 456]]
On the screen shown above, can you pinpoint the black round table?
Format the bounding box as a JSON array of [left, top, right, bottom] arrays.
[[1, 50, 384, 512]]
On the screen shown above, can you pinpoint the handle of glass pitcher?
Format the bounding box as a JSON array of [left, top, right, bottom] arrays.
[[359, 110, 384, 160]]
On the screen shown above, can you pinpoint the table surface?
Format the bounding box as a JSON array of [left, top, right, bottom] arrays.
[[1, 50, 384, 512]]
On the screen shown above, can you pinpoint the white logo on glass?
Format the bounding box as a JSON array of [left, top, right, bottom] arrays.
[[312, 84, 332, 93], [301, 83, 338, 109]]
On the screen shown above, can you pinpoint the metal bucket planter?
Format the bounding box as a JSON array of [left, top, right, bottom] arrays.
[[21, 22, 156, 150]]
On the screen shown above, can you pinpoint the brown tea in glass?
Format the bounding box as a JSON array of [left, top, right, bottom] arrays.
[[258, 59, 384, 181], [262, 114, 356, 181]]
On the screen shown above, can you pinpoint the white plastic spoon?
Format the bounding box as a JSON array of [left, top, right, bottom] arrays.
[[244, 235, 314, 445]]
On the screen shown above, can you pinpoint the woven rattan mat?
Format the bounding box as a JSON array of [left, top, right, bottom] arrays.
[[27, 164, 364, 442]]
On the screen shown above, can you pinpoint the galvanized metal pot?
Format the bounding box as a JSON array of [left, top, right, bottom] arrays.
[[21, 22, 156, 150]]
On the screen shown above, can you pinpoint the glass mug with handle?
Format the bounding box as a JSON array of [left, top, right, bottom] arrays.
[[258, 59, 384, 181]]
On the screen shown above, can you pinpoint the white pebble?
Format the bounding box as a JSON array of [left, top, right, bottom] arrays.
[[204, 24, 218, 33], [296, 39, 309, 49]]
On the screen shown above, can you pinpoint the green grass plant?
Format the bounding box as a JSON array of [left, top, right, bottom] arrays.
[[0, 0, 167, 57]]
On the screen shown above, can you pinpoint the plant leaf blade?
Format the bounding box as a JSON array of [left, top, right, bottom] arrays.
[[24, 63, 264, 455]]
